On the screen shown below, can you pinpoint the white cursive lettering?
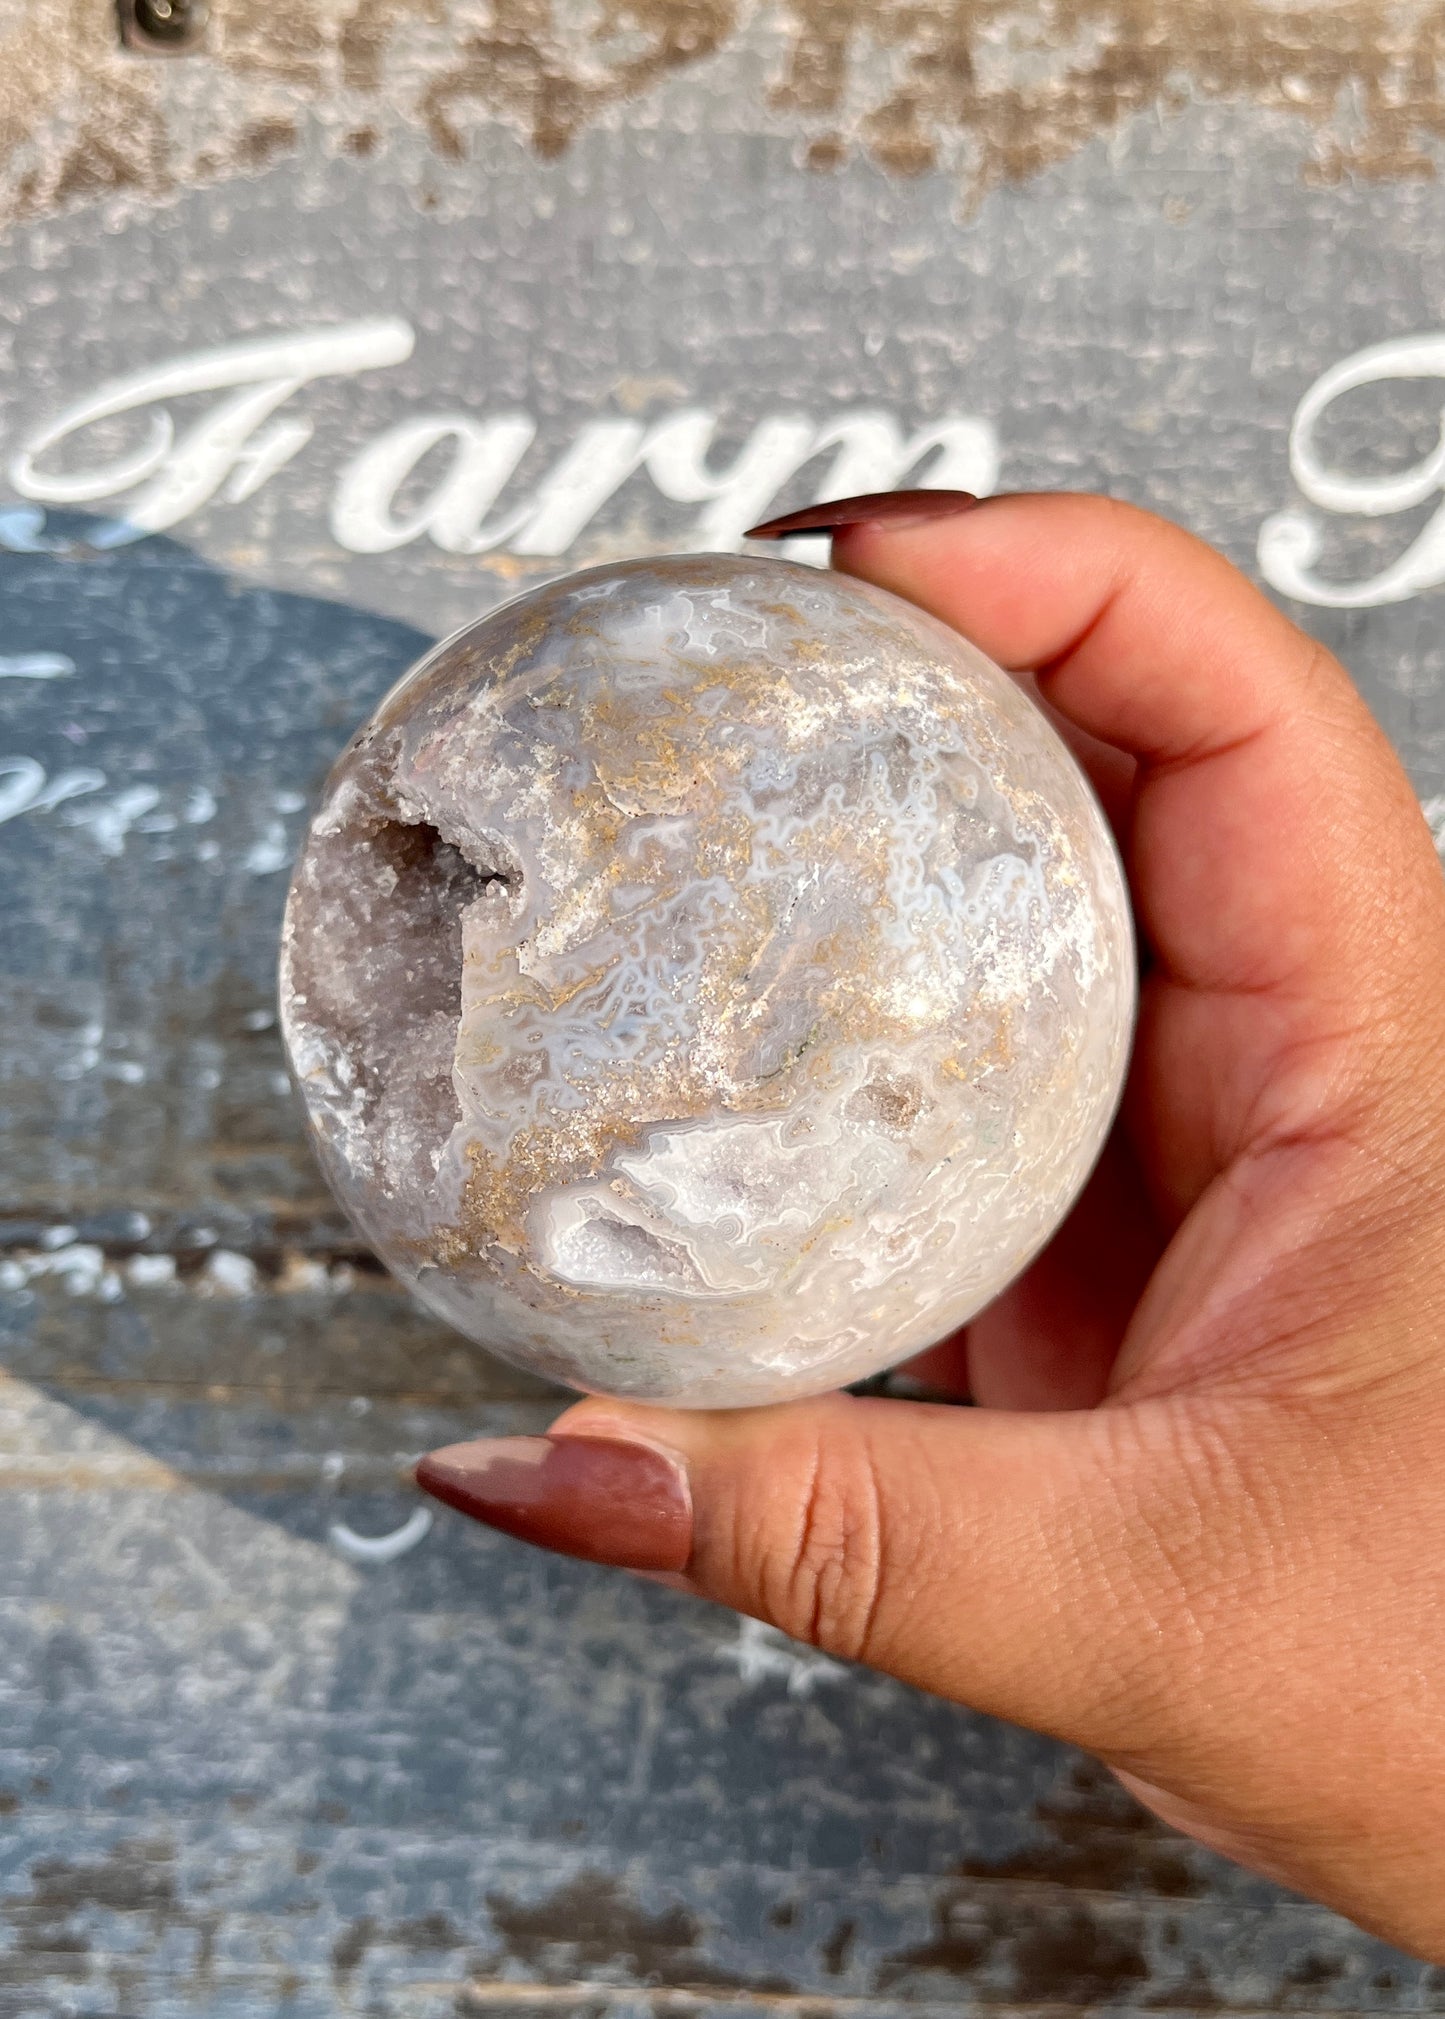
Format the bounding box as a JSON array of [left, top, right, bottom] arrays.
[[331, 413, 537, 554], [0, 654, 74, 679], [1259, 334, 1445, 607], [9, 321, 415, 541], [333, 405, 998, 559], [1, 322, 1000, 564], [0, 758, 105, 826]]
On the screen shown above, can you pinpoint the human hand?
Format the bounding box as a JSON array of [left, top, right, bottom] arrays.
[[418, 493, 1445, 1957]]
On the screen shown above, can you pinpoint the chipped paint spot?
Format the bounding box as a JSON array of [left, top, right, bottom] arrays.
[[243, 820, 292, 875], [196, 1249, 259, 1296], [483, 1870, 794, 1994], [1423, 791, 1445, 853], [0, 1242, 368, 1300], [0, 1244, 120, 1300], [125, 1253, 178, 1287]]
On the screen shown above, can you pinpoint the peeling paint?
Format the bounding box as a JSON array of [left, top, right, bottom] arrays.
[[484, 1870, 794, 1995], [0, 1243, 367, 1299], [7, 0, 1445, 230]]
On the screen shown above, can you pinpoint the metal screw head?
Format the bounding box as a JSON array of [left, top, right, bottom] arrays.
[[120, 0, 209, 53]]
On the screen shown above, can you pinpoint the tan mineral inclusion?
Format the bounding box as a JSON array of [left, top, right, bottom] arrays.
[[279, 555, 1135, 1406]]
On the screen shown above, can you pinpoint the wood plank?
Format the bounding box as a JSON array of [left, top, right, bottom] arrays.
[[6, 1, 1445, 2008]]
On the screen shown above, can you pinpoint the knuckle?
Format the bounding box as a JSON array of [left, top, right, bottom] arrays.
[[764, 1427, 888, 1666]]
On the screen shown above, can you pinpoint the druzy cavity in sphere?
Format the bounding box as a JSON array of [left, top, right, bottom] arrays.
[[279, 555, 1135, 1406]]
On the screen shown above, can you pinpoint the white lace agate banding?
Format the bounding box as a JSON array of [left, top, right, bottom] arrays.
[[279, 556, 1135, 1406]]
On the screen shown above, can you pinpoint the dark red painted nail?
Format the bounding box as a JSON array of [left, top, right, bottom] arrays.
[[414, 1433, 693, 1573], [745, 488, 979, 540]]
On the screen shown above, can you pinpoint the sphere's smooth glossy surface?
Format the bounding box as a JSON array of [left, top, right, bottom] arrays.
[[280, 555, 1135, 1406]]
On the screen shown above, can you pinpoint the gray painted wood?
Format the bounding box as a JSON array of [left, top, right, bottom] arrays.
[[4, 3, 1445, 2010]]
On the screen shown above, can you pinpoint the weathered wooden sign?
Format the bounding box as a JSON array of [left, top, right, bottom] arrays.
[[4, 3, 1445, 2012]]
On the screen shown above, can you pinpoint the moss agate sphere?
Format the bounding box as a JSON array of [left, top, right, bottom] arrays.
[[280, 555, 1134, 1406]]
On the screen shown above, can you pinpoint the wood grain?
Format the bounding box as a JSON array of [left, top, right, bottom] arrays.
[[5, 1, 1445, 2010]]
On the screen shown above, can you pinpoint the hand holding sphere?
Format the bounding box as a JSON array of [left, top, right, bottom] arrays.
[[402, 492, 1445, 1961]]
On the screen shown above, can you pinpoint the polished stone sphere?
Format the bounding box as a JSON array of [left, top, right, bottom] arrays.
[[279, 555, 1135, 1406]]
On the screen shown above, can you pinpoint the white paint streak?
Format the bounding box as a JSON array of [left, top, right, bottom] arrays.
[[717, 1618, 848, 1698], [329, 1507, 433, 1564], [245, 820, 291, 875], [0, 756, 104, 825], [1423, 793, 1445, 856], [0, 652, 74, 679], [0, 769, 233, 858], [1262, 331, 1445, 606], [62, 785, 161, 855]]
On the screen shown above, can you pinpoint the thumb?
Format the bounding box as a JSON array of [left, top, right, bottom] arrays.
[[419, 1391, 1215, 1760]]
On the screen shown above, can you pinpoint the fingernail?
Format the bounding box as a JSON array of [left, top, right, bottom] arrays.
[[414, 1433, 692, 1573], [745, 489, 979, 540]]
